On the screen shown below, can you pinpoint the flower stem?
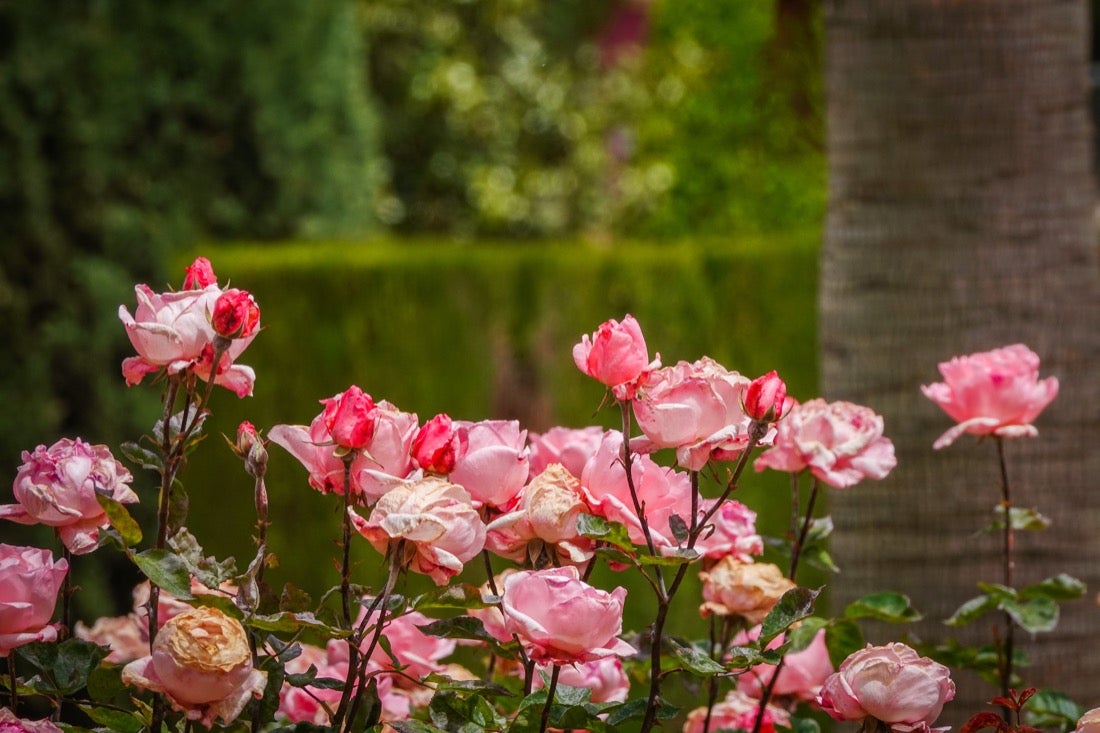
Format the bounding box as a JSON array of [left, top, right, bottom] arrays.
[[59, 543, 72, 641], [538, 665, 561, 733], [789, 477, 820, 580], [996, 437, 1016, 703], [331, 454, 360, 731], [8, 654, 17, 712]]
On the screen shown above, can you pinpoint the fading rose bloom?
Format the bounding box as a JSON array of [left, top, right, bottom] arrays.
[[121, 606, 266, 728], [921, 344, 1059, 449], [754, 399, 896, 489], [533, 656, 630, 703], [581, 430, 693, 551], [527, 425, 605, 479], [2, 437, 136, 555], [501, 566, 635, 665], [683, 690, 790, 733], [573, 315, 658, 399], [735, 626, 833, 702], [349, 476, 486, 585], [211, 289, 261, 340], [412, 414, 468, 475], [182, 257, 217, 290], [449, 420, 530, 510], [693, 498, 764, 564], [321, 385, 378, 449], [818, 643, 955, 733], [1075, 708, 1100, 733], [0, 544, 68, 656], [0, 708, 63, 733], [486, 464, 595, 566], [699, 559, 794, 625], [633, 357, 754, 470]]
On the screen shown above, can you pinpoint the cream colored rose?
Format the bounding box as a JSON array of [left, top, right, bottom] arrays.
[[122, 606, 267, 727], [485, 464, 594, 565], [699, 559, 795, 624]]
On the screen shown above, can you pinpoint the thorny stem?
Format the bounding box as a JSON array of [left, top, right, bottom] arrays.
[[619, 400, 658, 559], [59, 543, 72, 641], [702, 616, 737, 733], [789, 477, 821, 579], [331, 454, 361, 731], [538, 665, 561, 733], [8, 655, 17, 712], [996, 437, 1016, 706]]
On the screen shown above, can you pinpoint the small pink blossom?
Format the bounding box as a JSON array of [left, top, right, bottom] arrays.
[[817, 642, 955, 733], [321, 385, 378, 449], [736, 626, 833, 702], [1, 437, 136, 555], [0, 544, 68, 656], [350, 608, 457, 679], [754, 398, 896, 489], [682, 690, 790, 733], [693, 498, 764, 563], [211, 289, 261, 340], [921, 344, 1059, 449], [182, 257, 217, 290], [527, 425, 605, 479], [572, 315, 658, 399], [501, 566, 635, 665], [449, 419, 530, 510], [633, 357, 754, 470], [348, 476, 486, 585], [0, 708, 63, 733], [412, 413, 467, 475]]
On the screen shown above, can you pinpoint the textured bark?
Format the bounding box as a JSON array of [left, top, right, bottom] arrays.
[[821, 0, 1100, 719]]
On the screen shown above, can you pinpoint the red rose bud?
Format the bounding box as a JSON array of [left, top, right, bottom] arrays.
[[212, 289, 261, 339], [412, 414, 468, 474], [183, 257, 217, 289], [236, 421, 260, 455], [744, 371, 789, 422], [321, 386, 377, 449], [235, 421, 267, 479]]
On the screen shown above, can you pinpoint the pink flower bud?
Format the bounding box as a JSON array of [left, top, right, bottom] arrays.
[[182, 257, 217, 290], [743, 371, 790, 422], [572, 315, 656, 398], [412, 414, 467, 474], [321, 386, 377, 449], [212, 289, 261, 339]]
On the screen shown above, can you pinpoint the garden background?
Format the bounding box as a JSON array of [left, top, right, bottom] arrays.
[[3, 0, 1100, 724]]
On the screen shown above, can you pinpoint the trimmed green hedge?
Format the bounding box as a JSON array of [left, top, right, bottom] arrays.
[[172, 233, 819, 635]]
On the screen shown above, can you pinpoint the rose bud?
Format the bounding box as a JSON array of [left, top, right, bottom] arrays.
[[698, 558, 795, 625], [321, 385, 378, 449], [412, 413, 467, 475], [572, 314, 657, 399], [182, 257, 217, 290], [211, 289, 261, 340], [743, 371, 791, 422]]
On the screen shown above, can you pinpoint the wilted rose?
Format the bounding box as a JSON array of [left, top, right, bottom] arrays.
[[1, 437, 136, 555], [0, 544, 68, 656], [486, 464, 594, 566], [921, 343, 1059, 449], [699, 558, 794, 625], [121, 606, 267, 728]]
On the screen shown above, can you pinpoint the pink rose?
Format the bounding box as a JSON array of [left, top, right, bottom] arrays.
[[683, 690, 790, 733], [743, 371, 794, 423], [0, 544, 68, 656], [468, 571, 516, 644], [754, 398, 897, 489], [572, 315, 657, 398], [527, 425, 605, 479], [449, 420, 530, 509], [211, 289, 261, 340], [348, 608, 457, 680], [500, 566, 635, 665], [278, 643, 348, 726], [736, 626, 833, 702], [348, 476, 486, 585], [921, 343, 1059, 449], [534, 656, 631, 703], [0, 709, 63, 733], [182, 257, 217, 290], [412, 413, 468, 475], [321, 385, 378, 449], [122, 606, 267, 728], [581, 430, 693, 550], [633, 357, 754, 470], [693, 498, 764, 563], [486, 464, 595, 566], [74, 614, 148, 665], [698, 559, 795, 625], [1, 437, 136, 555], [1075, 708, 1100, 733], [817, 642, 955, 733]]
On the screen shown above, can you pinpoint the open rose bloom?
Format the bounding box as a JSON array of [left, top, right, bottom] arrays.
[[921, 343, 1059, 449], [0, 544, 68, 656], [2, 437, 136, 554]]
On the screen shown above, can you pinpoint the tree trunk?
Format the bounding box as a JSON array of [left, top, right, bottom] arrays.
[[821, 0, 1100, 718]]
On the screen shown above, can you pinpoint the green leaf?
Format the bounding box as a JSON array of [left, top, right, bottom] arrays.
[[279, 583, 314, 613], [724, 645, 766, 668], [17, 639, 109, 696], [1024, 689, 1085, 731], [976, 583, 1017, 603], [95, 494, 143, 546], [804, 515, 834, 543], [119, 441, 164, 475], [424, 673, 513, 698], [80, 705, 145, 733], [166, 480, 190, 537], [249, 611, 344, 636], [133, 549, 194, 599], [604, 697, 678, 726], [667, 638, 725, 677], [386, 722, 450, 733], [790, 716, 823, 733], [414, 583, 492, 612], [430, 689, 505, 732], [1003, 596, 1059, 634], [1020, 574, 1087, 601], [824, 619, 864, 667], [168, 527, 238, 589], [668, 513, 689, 544], [945, 594, 1000, 627], [759, 587, 819, 645], [637, 548, 700, 566], [800, 545, 840, 574], [417, 616, 518, 657], [844, 592, 923, 623], [576, 514, 635, 552], [985, 505, 1052, 533], [785, 616, 829, 653]]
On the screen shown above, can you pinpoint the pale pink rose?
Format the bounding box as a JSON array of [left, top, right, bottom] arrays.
[[754, 398, 897, 489], [121, 607, 267, 727], [817, 643, 955, 733], [743, 371, 795, 423], [486, 464, 595, 566], [0, 708, 63, 733], [500, 566, 635, 665], [1, 438, 136, 555], [527, 425, 605, 479], [348, 476, 486, 585], [182, 257, 217, 290], [412, 413, 468, 475], [633, 357, 754, 470], [581, 430, 693, 550], [699, 559, 795, 625], [75, 614, 148, 664], [533, 657, 631, 703], [278, 643, 364, 726], [348, 608, 457, 680], [321, 385, 378, 449], [0, 544, 68, 656], [921, 344, 1059, 449], [572, 315, 658, 399], [211, 289, 261, 340], [682, 690, 790, 733], [1075, 708, 1100, 733], [735, 626, 833, 702], [693, 498, 764, 563], [449, 420, 530, 509]]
